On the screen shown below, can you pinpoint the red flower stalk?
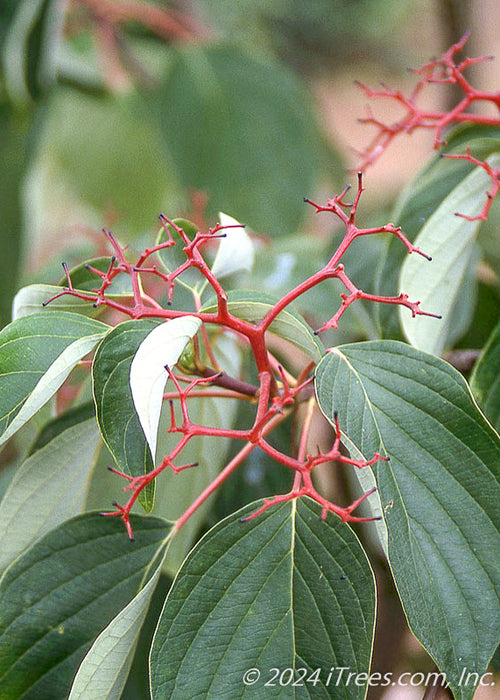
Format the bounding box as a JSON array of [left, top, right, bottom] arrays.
[[442, 148, 500, 221], [356, 32, 500, 170]]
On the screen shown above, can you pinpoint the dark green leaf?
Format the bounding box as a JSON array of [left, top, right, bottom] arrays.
[[92, 320, 162, 511], [69, 546, 170, 700], [470, 320, 500, 432], [150, 498, 375, 699], [0, 512, 171, 700], [315, 340, 500, 700]]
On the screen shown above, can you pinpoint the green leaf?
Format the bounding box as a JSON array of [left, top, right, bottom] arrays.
[[28, 401, 96, 454], [68, 543, 170, 700], [0, 311, 109, 446], [470, 320, 500, 432], [201, 289, 324, 361], [151, 44, 324, 235], [0, 512, 171, 699], [0, 417, 101, 574], [150, 498, 375, 699], [315, 340, 500, 700], [92, 320, 163, 511], [399, 154, 500, 355]]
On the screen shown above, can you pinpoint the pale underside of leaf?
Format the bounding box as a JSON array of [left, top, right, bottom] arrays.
[[0, 418, 102, 574], [399, 154, 500, 355], [210, 211, 254, 279], [129, 316, 202, 461], [12, 284, 131, 319], [68, 540, 172, 700]]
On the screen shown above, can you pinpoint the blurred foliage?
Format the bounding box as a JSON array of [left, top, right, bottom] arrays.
[[0, 0, 351, 321], [1, 0, 454, 329], [194, 0, 415, 72]]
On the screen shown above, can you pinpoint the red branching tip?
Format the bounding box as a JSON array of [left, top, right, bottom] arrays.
[[61, 262, 73, 289], [383, 224, 432, 260], [107, 465, 134, 480], [239, 493, 298, 522], [355, 33, 500, 169], [442, 149, 500, 221], [159, 213, 183, 245], [316, 289, 441, 333], [168, 458, 199, 475], [239, 485, 382, 525], [101, 503, 135, 541], [325, 486, 380, 523]]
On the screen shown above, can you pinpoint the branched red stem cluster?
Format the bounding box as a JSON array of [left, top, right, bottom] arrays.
[[44, 173, 439, 539], [356, 33, 500, 177]]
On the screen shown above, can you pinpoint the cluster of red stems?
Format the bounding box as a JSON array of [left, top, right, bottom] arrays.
[[47, 34, 500, 539]]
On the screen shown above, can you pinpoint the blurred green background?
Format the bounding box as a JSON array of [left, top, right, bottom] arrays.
[[1, 0, 497, 328]]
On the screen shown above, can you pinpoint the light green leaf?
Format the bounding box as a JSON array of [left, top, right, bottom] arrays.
[[315, 340, 500, 700], [150, 498, 375, 699], [399, 154, 500, 354], [0, 311, 109, 446], [0, 417, 101, 574], [68, 542, 171, 700], [0, 513, 171, 699], [376, 124, 500, 340], [470, 320, 500, 433], [92, 320, 163, 511], [130, 316, 202, 461], [211, 212, 254, 279], [201, 289, 324, 361], [13, 260, 135, 319], [12, 284, 96, 318]]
